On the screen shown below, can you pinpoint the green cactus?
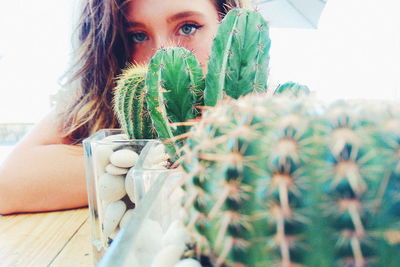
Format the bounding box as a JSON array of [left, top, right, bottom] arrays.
[[204, 8, 271, 106], [182, 94, 400, 266], [145, 47, 204, 160], [112, 8, 272, 160], [274, 81, 311, 97], [113, 64, 156, 139]]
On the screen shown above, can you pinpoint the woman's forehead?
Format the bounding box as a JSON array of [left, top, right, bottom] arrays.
[[125, 0, 217, 23]]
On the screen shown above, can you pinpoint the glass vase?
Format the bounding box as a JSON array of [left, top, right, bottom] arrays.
[[83, 129, 183, 263]]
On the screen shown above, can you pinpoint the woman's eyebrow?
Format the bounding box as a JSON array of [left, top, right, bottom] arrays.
[[167, 11, 204, 23], [126, 11, 204, 29], [126, 21, 146, 29]]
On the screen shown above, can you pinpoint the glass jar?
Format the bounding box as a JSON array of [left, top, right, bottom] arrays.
[[83, 129, 183, 263]]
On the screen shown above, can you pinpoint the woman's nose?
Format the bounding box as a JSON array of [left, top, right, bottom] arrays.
[[153, 35, 178, 51], [135, 35, 180, 65]]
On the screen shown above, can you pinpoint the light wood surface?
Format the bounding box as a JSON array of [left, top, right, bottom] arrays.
[[0, 208, 93, 267]]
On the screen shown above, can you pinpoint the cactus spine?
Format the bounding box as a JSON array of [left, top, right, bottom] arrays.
[[113, 65, 155, 139], [204, 9, 271, 106], [182, 95, 400, 266]]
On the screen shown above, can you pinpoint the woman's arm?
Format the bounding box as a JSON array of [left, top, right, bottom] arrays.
[[0, 110, 88, 214]]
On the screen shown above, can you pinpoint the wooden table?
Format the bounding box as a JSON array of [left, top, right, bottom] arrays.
[[0, 208, 94, 267]]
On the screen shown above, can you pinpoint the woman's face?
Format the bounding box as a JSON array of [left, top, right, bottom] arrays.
[[126, 0, 220, 71]]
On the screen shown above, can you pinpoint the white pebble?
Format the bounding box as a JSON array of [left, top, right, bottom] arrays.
[[95, 145, 113, 169], [150, 244, 185, 267], [103, 200, 127, 238], [99, 173, 126, 202], [134, 218, 163, 258], [146, 144, 169, 165], [174, 259, 202, 267], [152, 162, 168, 170], [126, 255, 141, 267], [105, 164, 129, 175], [137, 251, 155, 267], [110, 149, 139, 168], [162, 220, 190, 248], [125, 173, 135, 203], [103, 133, 129, 141], [119, 209, 134, 229]]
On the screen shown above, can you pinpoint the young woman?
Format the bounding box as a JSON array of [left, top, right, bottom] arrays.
[[0, 0, 250, 214]]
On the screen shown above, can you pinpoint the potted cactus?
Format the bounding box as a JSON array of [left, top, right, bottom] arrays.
[[84, 8, 276, 264], [89, 7, 400, 267]]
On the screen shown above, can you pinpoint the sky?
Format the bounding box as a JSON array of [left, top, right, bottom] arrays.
[[0, 0, 399, 123]]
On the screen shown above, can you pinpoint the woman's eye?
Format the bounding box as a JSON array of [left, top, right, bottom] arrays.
[[130, 32, 148, 44], [178, 24, 202, 36]]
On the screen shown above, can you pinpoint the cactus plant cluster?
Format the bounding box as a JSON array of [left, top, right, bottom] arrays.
[[113, 9, 271, 160], [181, 94, 400, 266], [111, 6, 400, 267]]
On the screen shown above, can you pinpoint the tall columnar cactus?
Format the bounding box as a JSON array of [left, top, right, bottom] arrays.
[[146, 47, 205, 159], [182, 94, 400, 266], [204, 8, 271, 106], [113, 64, 156, 139]]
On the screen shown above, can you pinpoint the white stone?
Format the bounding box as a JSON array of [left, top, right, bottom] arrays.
[[136, 251, 155, 267], [103, 200, 126, 238], [143, 162, 168, 170], [98, 173, 126, 202], [151, 162, 168, 170], [103, 133, 129, 141], [169, 205, 186, 224], [133, 218, 163, 258], [126, 255, 141, 267], [150, 244, 185, 267], [119, 209, 134, 229], [110, 149, 139, 168], [95, 145, 113, 170], [105, 164, 128, 175], [125, 173, 135, 203], [161, 220, 189, 248], [173, 259, 202, 267], [101, 200, 110, 213], [145, 144, 169, 165]]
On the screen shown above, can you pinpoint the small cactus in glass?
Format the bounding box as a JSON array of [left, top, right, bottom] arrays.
[[145, 47, 205, 160], [181, 94, 400, 266], [113, 64, 156, 139]]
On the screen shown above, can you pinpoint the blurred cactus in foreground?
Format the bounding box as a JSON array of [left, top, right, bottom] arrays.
[[181, 94, 400, 267]]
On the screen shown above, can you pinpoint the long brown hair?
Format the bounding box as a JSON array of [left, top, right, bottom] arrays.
[[57, 0, 250, 144]]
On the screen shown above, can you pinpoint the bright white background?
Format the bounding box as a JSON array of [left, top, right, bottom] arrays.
[[0, 0, 76, 123], [0, 0, 399, 124]]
